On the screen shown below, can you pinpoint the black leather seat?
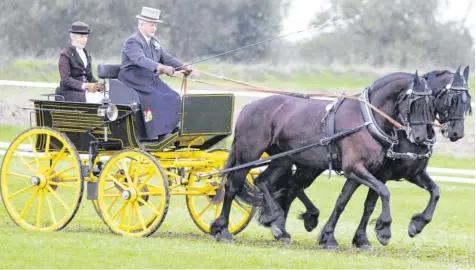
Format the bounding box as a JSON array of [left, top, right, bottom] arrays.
[[97, 64, 140, 105]]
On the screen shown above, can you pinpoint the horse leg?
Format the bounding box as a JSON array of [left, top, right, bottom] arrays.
[[318, 179, 360, 249], [352, 188, 380, 249], [294, 167, 323, 232], [210, 141, 266, 243], [255, 158, 295, 241], [210, 168, 252, 243], [407, 171, 440, 237], [346, 164, 392, 246]]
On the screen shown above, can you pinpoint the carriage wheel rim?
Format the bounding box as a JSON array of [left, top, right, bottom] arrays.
[[97, 150, 169, 237], [186, 167, 255, 235], [0, 127, 83, 232]]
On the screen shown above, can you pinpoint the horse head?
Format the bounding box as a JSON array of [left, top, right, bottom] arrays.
[[427, 66, 471, 142], [369, 71, 435, 145]]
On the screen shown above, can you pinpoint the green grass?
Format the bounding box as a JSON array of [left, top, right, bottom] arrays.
[[2, 60, 474, 95], [0, 175, 473, 268], [0, 122, 474, 268]]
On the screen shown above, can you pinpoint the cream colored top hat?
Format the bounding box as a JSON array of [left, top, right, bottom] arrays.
[[136, 7, 163, 23]]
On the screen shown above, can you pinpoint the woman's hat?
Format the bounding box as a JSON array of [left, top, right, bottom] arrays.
[[69, 21, 91, 34]]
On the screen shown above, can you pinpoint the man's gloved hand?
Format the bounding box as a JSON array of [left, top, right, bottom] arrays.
[[156, 64, 175, 76], [182, 63, 193, 76], [95, 82, 106, 92]]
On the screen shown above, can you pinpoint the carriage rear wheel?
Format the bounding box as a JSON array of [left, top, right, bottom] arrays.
[[96, 149, 169, 237], [186, 149, 256, 235], [0, 127, 83, 232]]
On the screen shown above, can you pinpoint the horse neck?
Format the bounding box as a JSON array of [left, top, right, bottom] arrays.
[[368, 79, 410, 132], [431, 72, 453, 98]]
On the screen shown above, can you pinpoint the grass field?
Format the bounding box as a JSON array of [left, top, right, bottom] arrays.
[[0, 173, 473, 268], [1, 60, 474, 95], [0, 60, 474, 268], [0, 124, 474, 268]]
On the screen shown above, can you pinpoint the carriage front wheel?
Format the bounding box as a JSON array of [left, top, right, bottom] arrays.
[[186, 149, 256, 235], [96, 149, 170, 237], [0, 127, 83, 232]]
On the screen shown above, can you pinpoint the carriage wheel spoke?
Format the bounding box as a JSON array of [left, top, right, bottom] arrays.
[[7, 171, 32, 180], [107, 174, 127, 190], [106, 196, 120, 214], [48, 165, 76, 180], [36, 189, 44, 227], [18, 155, 36, 174], [196, 202, 213, 218], [7, 185, 35, 200], [44, 134, 51, 156], [48, 182, 77, 189], [28, 136, 41, 172], [232, 201, 249, 215], [45, 191, 57, 224], [119, 160, 133, 187], [47, 185, 71, 213], [47, 146, 67, 175], [137, 174, 153, 190], [126, 203, 134, 232], [19, 189, 39, 219], [135, 202, 147, 231], [137, 198, 162, 216], [104, 193, 122, 197], [119, 203, 127, 227], [111, 201, 127, 221]]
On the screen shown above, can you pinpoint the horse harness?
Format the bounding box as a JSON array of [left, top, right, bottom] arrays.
[[320, 85, 435, 177]]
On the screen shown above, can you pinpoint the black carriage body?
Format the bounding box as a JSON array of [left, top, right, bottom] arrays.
[[32, 94, 234, 153]]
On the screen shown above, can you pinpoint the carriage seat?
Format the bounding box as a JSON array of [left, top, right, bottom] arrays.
[[97, 64, 140, 105]]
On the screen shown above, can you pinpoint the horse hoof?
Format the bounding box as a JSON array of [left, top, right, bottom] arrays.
[[356, 244, 372, 250], [323, 243, 338, 250], [271, 224, 283, 240], [375, 232, 390, 246], [408, 222, 418, 238], [280, 237, 292, 244], [215, 233, 233, 243]]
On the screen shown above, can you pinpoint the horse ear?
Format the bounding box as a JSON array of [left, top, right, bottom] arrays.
[[455, 65, 461, 76], [414, 70, 419, 83], [463, 65, 470, 82]]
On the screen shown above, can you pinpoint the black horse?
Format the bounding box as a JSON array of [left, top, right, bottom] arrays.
[[210, 71, 435, 244], [261, 66, 471, 249]]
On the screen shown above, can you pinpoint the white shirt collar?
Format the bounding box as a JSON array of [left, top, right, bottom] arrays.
[[139, 30, 151, 44]]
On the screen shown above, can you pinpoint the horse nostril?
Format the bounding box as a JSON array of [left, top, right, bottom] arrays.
[[453, 132, 458, 138], [415, 136, 421, 142]]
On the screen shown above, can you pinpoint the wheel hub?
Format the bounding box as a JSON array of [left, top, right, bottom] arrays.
[[121, 189, 138, 201], [30, 175, 47, 188], [30, 176, 40, 186]]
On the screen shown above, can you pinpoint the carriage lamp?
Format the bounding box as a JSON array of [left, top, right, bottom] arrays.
[[97, 99, 118, 142]]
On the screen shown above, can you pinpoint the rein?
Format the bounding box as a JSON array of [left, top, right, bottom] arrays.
[[172, 70, 445, 132]]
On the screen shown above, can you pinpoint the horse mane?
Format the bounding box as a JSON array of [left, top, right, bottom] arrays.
[[369, 72, 412, 92], [422, 70, 452, 79]]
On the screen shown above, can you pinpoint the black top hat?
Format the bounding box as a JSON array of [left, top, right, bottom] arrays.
[[69, 21, 91, 34]]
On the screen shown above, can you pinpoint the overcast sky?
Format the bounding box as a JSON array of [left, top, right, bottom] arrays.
[[282, 0, 475, 41]]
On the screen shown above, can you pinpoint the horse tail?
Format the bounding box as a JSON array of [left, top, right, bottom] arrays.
[[224, 139, 264, 207]]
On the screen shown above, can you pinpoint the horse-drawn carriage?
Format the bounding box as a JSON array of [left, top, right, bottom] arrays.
[[0, 64, 259, 237]]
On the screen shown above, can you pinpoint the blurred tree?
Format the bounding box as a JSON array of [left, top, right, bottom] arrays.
[[0, 0, 289, 62], [300, 0, 474, 69]]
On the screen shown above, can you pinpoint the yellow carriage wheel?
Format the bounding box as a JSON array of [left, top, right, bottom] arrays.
[[186, 149, 256, 235], [97, 149, 169, 237], [0, 127, 83, 232]]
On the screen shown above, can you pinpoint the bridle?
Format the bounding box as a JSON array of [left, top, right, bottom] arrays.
[[434, 78, 471, 137]]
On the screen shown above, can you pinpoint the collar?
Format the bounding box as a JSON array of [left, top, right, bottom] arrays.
[[139, 30, 151, 44]]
